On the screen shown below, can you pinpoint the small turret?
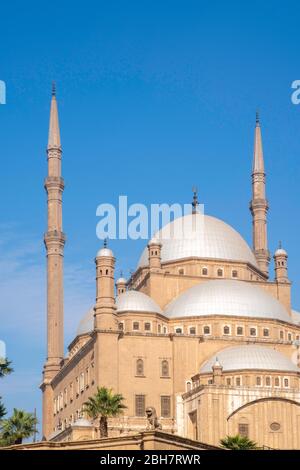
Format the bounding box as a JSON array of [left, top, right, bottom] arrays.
[[274, 242, 289, 283], [212, 357, 223, 386], [116, 275, 127, 295], [148, 238, 162, 271]]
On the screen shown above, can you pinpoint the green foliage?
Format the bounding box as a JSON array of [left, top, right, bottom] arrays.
[[0, 397, 6, 419], [0, 358, 13, 378], [0, 408, 38, 445], [220, 434, 258, 450], [84, 387, 126, 437]]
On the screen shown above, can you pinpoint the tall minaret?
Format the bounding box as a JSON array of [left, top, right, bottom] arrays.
[[250, 112, 270, 276], [42, 83, 65, 439]]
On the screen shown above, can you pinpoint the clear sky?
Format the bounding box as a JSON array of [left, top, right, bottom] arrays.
[[0, 0, 299, 439]]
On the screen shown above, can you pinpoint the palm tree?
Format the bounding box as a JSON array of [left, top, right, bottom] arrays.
[[220, 434, 257, 450], [0, 398, 6, 420], [0, 408, 38, 445], [83, 387, 126, 438], [0, 358, 13, 378]]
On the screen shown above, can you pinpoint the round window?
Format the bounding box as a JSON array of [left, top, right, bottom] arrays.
[[270, 422, 281, 431]]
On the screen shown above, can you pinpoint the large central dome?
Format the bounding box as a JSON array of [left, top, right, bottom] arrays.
[[137, 214, 258, 268]]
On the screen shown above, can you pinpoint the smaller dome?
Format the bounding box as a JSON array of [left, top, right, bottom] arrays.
[[97, 247, 114, 257], [200, 345, 299, 374], [73, 418, 92, 427], [148, 237, 162, 246], [76, 307, 94, 336], [292, 309, 300, 326], [116, 290, 162, 314], [275, 248, 287, 256], [116, 277, 127, 285]]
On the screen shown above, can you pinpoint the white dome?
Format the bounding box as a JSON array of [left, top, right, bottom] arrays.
[[292, 309, 300, 326], [138, 214, 258, 268], [275, 248, 287, 256], [76, 292, 162, 336], [200, 345, 299, 373], [116, 290, 162, 314], [73, 418, 92, 427], [76, 307, 94, 336], [97, 247, 113, 257], [116, 277, 127, 285], [164, 279, 291, 322]]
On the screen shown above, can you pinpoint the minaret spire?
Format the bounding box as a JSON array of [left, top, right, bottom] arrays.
[[250, 112, 270, 276], [42, 84, 65, 439]]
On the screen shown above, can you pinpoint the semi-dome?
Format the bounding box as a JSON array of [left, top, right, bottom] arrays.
[[138, 214, 258, 268], [164, 279, 291, 322], [76, 307, 94, 336], [116, 290, 162, 314], [200, 345, 299, 373]]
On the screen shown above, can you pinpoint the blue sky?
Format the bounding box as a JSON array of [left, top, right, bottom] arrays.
[[0, 0, 299, 439]]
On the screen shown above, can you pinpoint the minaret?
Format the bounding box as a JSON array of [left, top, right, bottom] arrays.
[[249, 112, 270, 276], [42, 83, 65, 439], [274, 242, 289, 283]]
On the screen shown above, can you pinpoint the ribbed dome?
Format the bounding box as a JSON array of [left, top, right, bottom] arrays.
[[164, 279, 291, 322], [116, 290, 162, 314], [200, 345, 299, 373], [138, 214, 258, 268]]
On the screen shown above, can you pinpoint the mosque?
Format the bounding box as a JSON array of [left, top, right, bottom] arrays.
[[41, 87, 300, 449]]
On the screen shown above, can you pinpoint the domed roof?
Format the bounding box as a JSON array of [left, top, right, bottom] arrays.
[[137, 214, 258, 268], [164, 279, 291, 322], [76, 307, 94, 336], [275, 248, 287, 256], [73, 418, 92, 427], [116, 277, 127, 285], [292, 309, 300, 326], [76, 292, 162, 336], [97, 247, 114, 257], [200, 345, 299, 373], [116, 290, 162, 314]]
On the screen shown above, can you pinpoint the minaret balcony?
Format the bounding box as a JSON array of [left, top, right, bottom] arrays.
[[44, 176, 65, 190]]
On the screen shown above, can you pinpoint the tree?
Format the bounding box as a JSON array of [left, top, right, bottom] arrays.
[[0, 398, 6, 420], [220, 434, 258, 450], [83, 387, 126, 438], [0, 358, 13, 378], [0, 408, 38, 445]]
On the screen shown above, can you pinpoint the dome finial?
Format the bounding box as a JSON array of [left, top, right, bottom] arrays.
[[192, 186, 199, 214], [103, 237, 108, 248], [52, 81, 56, 96], [256, 109, 260, 126], [279, 240, 282, 249]]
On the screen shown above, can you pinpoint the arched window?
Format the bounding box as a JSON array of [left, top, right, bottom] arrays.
[[189, 327, 196, 335], [202, 267, 208, 276], [158, 324, 161, 333], [256, 376, 261, 386], [223, 325, 230, 335], [237, 326, 243, 336], [288, 333, 292, 342], [133, 322, 139, 331], [118, 322, 124, 330], [284, 378, 289, 388], [186, 381, 192, 392], [275, 377, 280, 387], [144, 322, 151, 331], [217, 268, 223, 277], [263, 328, 269, 337], [161, 360, 169, 377], [232, 270, 238, 278], [178, 268, 184, 275], [280, 330, 284, 340], [266, 376, 271, 386], [136, 359, 144, 376], [250, 327, 257, 337], [203, 326, 210, 335]]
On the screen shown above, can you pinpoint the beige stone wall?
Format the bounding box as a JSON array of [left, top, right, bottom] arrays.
[[183, 384, 300, 449]]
